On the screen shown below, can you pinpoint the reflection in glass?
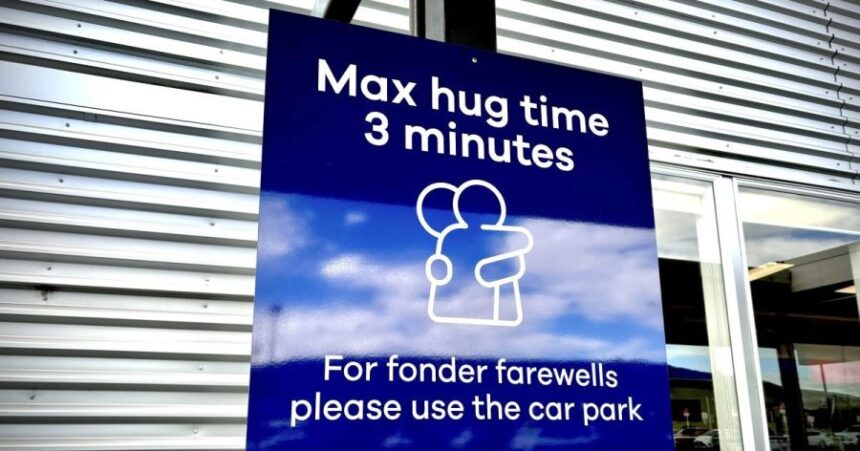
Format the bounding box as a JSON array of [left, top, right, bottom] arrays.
[[740, 187, 860, 451], [652, 175, 742, 451]]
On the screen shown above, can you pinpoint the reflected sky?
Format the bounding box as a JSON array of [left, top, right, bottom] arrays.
[[742, 222, 859, 399], [743, 223, 860, 268], [252, 191, 667, 364], [739, 188, 860, 233], [758, 347, 860, 398], [666, 345, 712, 375]]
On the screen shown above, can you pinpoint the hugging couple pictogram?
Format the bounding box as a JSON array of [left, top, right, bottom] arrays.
[[417, 180, 534, 327]]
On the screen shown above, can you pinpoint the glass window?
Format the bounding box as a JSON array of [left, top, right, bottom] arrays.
[[652, 174, 743, 451], [739, 187, 860, 451]]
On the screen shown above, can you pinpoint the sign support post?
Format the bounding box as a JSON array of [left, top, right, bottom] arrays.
[[411, 0, 496, 50], [311, 0, 361, 22]]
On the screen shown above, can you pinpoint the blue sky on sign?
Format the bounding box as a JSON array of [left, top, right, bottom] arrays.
[[252, 191, 667, 364]]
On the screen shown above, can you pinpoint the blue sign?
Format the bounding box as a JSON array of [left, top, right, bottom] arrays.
[[248, 10, 672, 450]]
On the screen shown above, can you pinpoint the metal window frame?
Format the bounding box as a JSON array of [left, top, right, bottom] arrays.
[[652, 163, 758, 450], [728, 176, 860, 450], [656, 163, 860, 451], [714, 176, 771, 451]]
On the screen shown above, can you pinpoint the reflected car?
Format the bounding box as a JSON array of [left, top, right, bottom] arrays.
[[692, 429, 720, 449], [768, 433, 789, 451], [675, 427, 710, 450], [806, 428, 835, 449], [836, 425, 860, 449]]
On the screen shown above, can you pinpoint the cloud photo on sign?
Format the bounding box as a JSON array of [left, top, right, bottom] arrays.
[[251, 190, 666, 365]]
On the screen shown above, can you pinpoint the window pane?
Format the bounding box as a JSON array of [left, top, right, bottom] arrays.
[[739, 187, 860, 451], [652, 174, 743, 451]]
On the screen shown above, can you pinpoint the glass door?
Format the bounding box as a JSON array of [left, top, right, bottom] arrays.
[[737, 184, 860, 451], [652, 172, 743, 451]]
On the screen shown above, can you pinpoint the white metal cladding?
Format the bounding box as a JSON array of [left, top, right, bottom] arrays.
[[0, 0, 409, 449], [829, 0, 860, 168], [496, 0, 860, 190], [0, 0, 857, 450]]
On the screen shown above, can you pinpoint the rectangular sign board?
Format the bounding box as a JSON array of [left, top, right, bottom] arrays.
[[248, 10, 673, 450]]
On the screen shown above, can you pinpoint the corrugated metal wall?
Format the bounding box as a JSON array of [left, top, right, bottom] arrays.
[[0, 0, 856, 449], [830, 0, 860, 168], [497, 0, 860, 191], [0, 0, 407, 449]]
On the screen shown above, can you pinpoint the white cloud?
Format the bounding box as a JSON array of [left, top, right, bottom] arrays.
[[510, 426, 597, 450], [256, 195, 309, 260], [381, 432, 412, 448], [742, 226, 854, 267], [653, 210, 702, 262], [450, 429, 474, 449], [255, 295, 660, 363], [321, 254, 363, 278], [345, 211, 367, 225], [320, 254, 426, 298], [254, 220, 667, 364], [507, 219, 664, 328]]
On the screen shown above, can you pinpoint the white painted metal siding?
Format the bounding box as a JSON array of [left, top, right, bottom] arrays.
[[0, 0, 408, 449], [497, 0, 860, 190], [0, 0, 856, 449]]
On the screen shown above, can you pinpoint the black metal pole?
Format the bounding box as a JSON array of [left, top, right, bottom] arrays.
[[778, 342, 809, 451], [312, 0, 362, 22], [411, 0, 497, 51]]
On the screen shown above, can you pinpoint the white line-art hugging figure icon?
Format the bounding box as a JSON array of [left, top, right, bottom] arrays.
[[417, 179, 534, 327]]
